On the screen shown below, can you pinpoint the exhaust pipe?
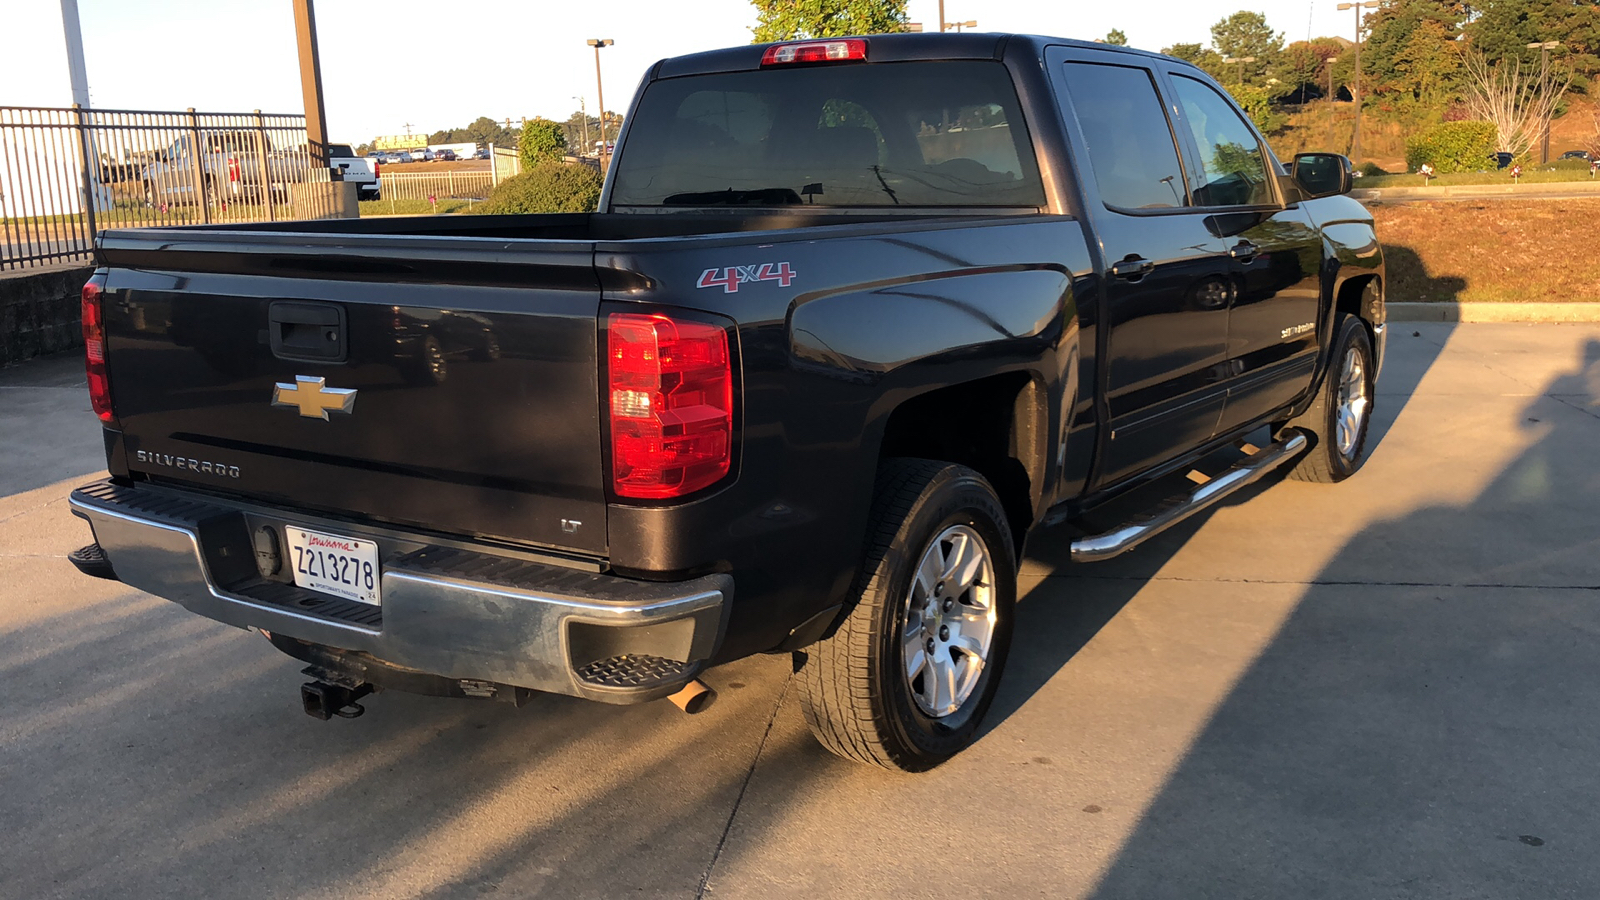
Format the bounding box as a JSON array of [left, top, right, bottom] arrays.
[[667, 679, 716, 714], [301, 681, 373, 720]]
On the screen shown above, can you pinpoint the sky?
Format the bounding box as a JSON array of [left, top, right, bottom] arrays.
[[5, 0, 1361, 144]]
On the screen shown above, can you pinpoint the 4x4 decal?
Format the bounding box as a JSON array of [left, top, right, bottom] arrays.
[[697, 262, 796, 293]]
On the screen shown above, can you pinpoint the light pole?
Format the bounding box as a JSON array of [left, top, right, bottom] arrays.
[[1326, 55, 1341, 145], [938, 0, 945, 33], [573, 95, 589, 157], [1336, 0, 1379, 163], [1527, 41, 1561, 164], [943, 20, 977, 32], [1222, 55, 1257, 86], [588, 39, 614, 170]]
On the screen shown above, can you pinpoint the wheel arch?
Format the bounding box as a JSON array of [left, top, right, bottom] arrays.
[[875, 371, 1049, 556]]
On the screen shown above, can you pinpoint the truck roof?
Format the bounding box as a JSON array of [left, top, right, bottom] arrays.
[[651, 32, 1187, 80]]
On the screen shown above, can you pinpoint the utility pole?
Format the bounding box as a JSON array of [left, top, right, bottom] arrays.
[[59, 0, 107, 217], [938, 0, 946, 33], [574, 96, 589, 156], [944, 20, 977, 32], [1336, 0, 1379, 163], [1528, 41, 1562, 164], [291, 0, 332, 173], [588, 39, 614, 170], [1327, 55, 1341, 146]]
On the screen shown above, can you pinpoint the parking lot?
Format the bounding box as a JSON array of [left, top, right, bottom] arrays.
[[3, 322, 1598, 899]]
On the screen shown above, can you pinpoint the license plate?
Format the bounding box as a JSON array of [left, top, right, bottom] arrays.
[[284, 526, 380, 606]]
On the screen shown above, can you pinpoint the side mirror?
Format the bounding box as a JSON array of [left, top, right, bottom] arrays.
[[1291, 153, 1353, 199]]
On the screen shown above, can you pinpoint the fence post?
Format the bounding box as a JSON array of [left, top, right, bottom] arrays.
[[252, 110, 276, 222], [489, 144, 498, 187], [448, 170, 455, 198], [71, 104, 98, 239], [184, 108, 210, 224]]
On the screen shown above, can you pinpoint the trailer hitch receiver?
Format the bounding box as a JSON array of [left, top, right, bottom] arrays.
[[301, 681, 374, 720]]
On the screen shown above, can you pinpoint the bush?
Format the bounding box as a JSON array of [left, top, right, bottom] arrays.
[[519, 117, 567, 170], [480, 162, 602, 215], [1405, 121, 1498, 174], [1356, 161, 1389, 177]]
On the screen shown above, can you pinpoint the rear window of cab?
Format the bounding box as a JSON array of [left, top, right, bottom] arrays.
[[610, 61, 1046, 208]]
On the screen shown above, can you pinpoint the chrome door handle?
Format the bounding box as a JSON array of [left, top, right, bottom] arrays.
[[1110, 256, 1156, 280], [1228, 241, 1259, 262]]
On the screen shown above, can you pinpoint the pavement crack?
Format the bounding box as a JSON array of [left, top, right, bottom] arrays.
[[0, 495, 66, 527], [695, 675, 790, 900], [1548, 393, 1600, 422]]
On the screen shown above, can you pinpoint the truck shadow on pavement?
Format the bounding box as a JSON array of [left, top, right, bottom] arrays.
[[1082, 337, 1600, 898], [990, 323, 1457, 732]]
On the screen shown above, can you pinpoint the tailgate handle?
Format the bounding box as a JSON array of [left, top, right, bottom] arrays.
[[268, 301, 347, 363]]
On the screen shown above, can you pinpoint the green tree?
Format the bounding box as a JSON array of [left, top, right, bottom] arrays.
[[1104, 29, 1128, 46], [1360, 0, 1467, 107], [1163, 41, 1227, 79], [1226, 82, 1288, 132], [562, 110, 600, 153], [519, 117, 567, 168], [464, 116, 517, 150], [1466, 0, 1600, 91], [750, 0, 908, 41], [1280, 37, 1347, 102], [1210, 11, 1285, 84]]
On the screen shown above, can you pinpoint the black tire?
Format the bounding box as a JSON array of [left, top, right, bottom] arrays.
[[795, 458, 1016, 772], [1283, 314, 1376, 483]]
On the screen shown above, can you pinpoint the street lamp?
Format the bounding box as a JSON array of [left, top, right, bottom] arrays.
[[1326, 55, 1341, 145], [1528, 40, 1562, 164], [1222, 55, 1257, 86], [587, 39, 614, 170], [944, 20, 977, 32], [1336, 0, 1380, 163]]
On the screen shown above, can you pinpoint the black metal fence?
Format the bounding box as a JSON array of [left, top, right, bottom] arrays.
[[1, 105, 337, 271]]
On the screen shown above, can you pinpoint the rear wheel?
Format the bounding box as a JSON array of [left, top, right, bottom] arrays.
[[795, 459, 1016, 771], [1282, 314, 1375, 483]]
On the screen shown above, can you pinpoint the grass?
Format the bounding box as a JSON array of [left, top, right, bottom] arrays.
[[358, 197, 480, 216], [1375, 198, 1600, 303]]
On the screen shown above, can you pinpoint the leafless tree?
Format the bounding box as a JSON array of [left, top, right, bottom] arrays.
[[1460, 50, 1571, 160]]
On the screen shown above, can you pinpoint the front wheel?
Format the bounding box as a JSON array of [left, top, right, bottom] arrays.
[[795, 459, 1016, 771], [1282, 314, 1376, 483]]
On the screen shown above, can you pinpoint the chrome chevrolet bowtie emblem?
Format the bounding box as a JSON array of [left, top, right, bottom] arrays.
[[272, 375, 357, 420]]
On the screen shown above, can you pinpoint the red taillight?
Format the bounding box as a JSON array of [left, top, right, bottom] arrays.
[[373, 160, 381, 177], [81, 276, 113, 423], [607, 312, 733, 499], [760, 39, 868, 66]]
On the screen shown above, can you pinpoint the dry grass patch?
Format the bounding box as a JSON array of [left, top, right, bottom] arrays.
[[1373, 199, 1600, 302]]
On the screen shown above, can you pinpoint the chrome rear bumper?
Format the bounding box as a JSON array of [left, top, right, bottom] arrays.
[[69, 480, 729, 704]]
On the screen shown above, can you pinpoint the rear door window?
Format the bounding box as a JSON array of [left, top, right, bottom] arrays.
[[610, 61, 1045, 208], [1060, 62, 1190, 211]]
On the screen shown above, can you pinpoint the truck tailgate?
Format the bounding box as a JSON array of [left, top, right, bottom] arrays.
[[100, 241, 607, 556]]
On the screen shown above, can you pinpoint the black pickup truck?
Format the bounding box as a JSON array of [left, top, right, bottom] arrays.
[[69, 34, 1384, 771]]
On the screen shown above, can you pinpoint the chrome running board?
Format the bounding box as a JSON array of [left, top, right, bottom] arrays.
[[1069, 430, 1309, 563]]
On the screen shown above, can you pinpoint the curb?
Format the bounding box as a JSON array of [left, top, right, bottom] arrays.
[[1389, 302, 1600, 323], [1353, 181, 1600, 202]]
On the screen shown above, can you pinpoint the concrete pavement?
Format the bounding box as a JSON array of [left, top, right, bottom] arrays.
[[2, 324, 1598, 899]]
